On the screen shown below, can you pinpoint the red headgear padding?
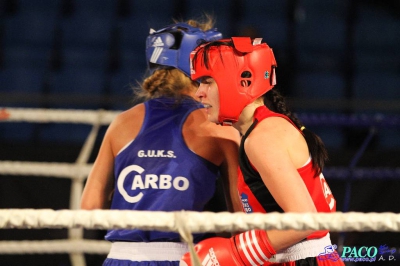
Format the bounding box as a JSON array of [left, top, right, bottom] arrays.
[[190, 37, 277, 125]]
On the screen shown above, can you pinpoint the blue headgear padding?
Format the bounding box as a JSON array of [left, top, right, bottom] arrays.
[[146, 23, 222, 77]]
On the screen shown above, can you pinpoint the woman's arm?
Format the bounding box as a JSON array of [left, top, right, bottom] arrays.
[[80, 127, 115, 210], [218, 127, 243, 213], [245, 117, 317, 250]]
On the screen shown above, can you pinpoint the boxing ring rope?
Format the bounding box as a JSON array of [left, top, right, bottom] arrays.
[[1, 108, 400, 265], [1, 210, 400, 251], [2, 209, 400, 232], [297, 113, 400, 127], [2, 107, 120, 124], [0, 108, 119, 266]]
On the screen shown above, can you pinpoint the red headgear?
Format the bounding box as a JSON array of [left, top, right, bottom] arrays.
[[190, 37, 277, 125]]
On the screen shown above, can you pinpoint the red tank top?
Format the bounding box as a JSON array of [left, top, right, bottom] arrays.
[[238, 105, 336, 239]]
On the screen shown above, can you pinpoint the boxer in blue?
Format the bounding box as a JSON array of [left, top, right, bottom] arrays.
[[81, 17, 242, 266]]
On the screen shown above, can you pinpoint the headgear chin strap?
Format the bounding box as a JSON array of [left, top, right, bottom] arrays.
[[146, 23, 222, 77], [190, 37, 277, 125]]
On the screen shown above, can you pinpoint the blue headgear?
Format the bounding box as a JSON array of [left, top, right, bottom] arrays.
[[145, 23, 222, 77]]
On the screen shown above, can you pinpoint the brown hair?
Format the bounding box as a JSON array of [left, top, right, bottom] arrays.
[[181, 13, 215, 31], [137, 68, 197, 100]]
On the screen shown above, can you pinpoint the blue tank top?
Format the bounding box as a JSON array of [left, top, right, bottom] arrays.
[[105, 97, 220, 243]]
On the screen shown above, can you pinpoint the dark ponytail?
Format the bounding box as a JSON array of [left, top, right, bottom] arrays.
[[263, 88, 328, 175]]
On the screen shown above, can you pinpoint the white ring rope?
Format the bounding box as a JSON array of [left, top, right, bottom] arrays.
[[0, 240, 111, 254], [2, 210, 400, 255], [0, 161, 92, 179], [0, 107, 119, 259], [1, 209, 400, 232], [1, 107, 120, 124]]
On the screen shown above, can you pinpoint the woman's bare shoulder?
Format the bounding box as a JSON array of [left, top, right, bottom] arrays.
[[106, 103, 146, 152], [187, 109, 240, 141], [109, 103, 145, 130], [254, 116, 299, 139], [208, 123, 241, 143], [183, 109, 240, 163]]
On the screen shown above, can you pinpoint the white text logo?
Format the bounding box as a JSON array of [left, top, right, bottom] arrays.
[[117, 165, 189, 203], [202, 248, 220, 266], [138, 150, 176, 158]]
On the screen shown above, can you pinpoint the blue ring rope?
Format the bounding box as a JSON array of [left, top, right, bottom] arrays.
[[297, 113, 400, 127]]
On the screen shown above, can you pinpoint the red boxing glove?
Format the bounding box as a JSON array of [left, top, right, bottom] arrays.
[[180, 230, 276, 266], [180, 237, 242, 266]]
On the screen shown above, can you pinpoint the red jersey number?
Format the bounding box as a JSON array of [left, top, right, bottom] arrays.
[[319, 173, 336, 211]]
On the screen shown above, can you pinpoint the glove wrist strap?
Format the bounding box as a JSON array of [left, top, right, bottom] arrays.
[[234, 229, 276, 266]]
